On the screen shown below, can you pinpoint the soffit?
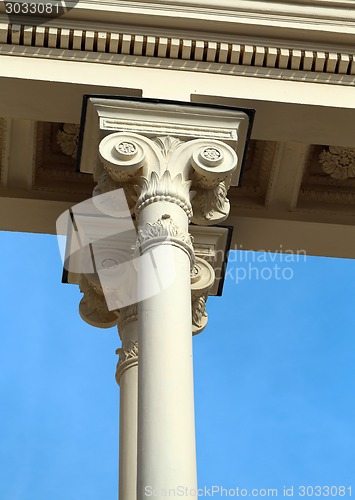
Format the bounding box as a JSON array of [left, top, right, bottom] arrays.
[[1, 119, 355, 233]]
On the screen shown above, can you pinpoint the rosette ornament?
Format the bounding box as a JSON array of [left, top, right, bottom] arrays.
[[319, 146, 355, 180], [189, 142, 238, 224]]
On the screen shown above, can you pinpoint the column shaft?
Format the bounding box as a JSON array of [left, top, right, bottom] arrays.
[[137, 203, 197, 498], [117, 318, 139, 500]]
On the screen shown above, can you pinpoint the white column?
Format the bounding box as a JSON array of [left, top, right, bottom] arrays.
[[116, 305, 139, 500], [66, 100, 248, 500], [88, 124, 239, 499], [137, 204, 196, 498]]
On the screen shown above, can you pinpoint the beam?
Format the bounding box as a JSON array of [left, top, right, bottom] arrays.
[[1, 58, 355, 145]]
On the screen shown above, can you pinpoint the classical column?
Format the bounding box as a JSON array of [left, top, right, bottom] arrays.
[[75, 254, 215, 500], [115, 305, 139, 500], [63, 98, 251, 500], [137, 217, 196, 496], [78, 278, 139, 500], [96, 132, 238, 499]]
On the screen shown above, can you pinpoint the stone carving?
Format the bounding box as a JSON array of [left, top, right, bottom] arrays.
[[200, 146, 223, 164], [116, 340, 138, 364], [93, 170, 137, 214], [189, 141, 237, 224], [116, 141, 138, 157], [136, 170, 192, 218], [153, 136, 183, 161], [57, 123, 80, 159], [191, 294, 208, 333], [299, 188, 355, 204], [319, 146, 355, 180], [93, 170, 119, 196], [115, 340, 138, 383], [79, 276, 119, 328], [99, 134, 146, 182], [190, 257, 215, 334], [117, 304, 138, 333], [98, 132, 238, 225], [191, 181, 229, 221], [137, 214, 194, 260]]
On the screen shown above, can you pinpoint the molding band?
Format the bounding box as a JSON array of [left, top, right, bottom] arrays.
[[115, 340, 138, 383], [2, 25, 355, 78]]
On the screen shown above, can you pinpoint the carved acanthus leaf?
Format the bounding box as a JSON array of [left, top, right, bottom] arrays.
[[57, 123, 80, 159], [191, 181, 229, 222], [93, 170, 137, 214], [117, 303, 138, 333], [104, 164, 140, 184], [189, 142, 237, 224], [153, 136, 184, 161], [319, 146, 355, 180], [190, 257, 215, 334], [79, 276, 119, 328], [137, 214, 193, 253], [115, 339, 139, 383], [136, 170, 192, 218], [191, 293, 208, 334], [116, 340, 138, 364]]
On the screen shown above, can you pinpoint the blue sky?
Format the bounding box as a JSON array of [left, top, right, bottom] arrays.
[[1, 230, 355, 499]]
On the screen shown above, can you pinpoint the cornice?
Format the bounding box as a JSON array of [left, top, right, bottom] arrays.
[[1, 23, 355, 86], [30, 1, 355, 40]]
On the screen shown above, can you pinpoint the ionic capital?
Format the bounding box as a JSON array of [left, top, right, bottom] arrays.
[[95, 131, 238, 225]]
